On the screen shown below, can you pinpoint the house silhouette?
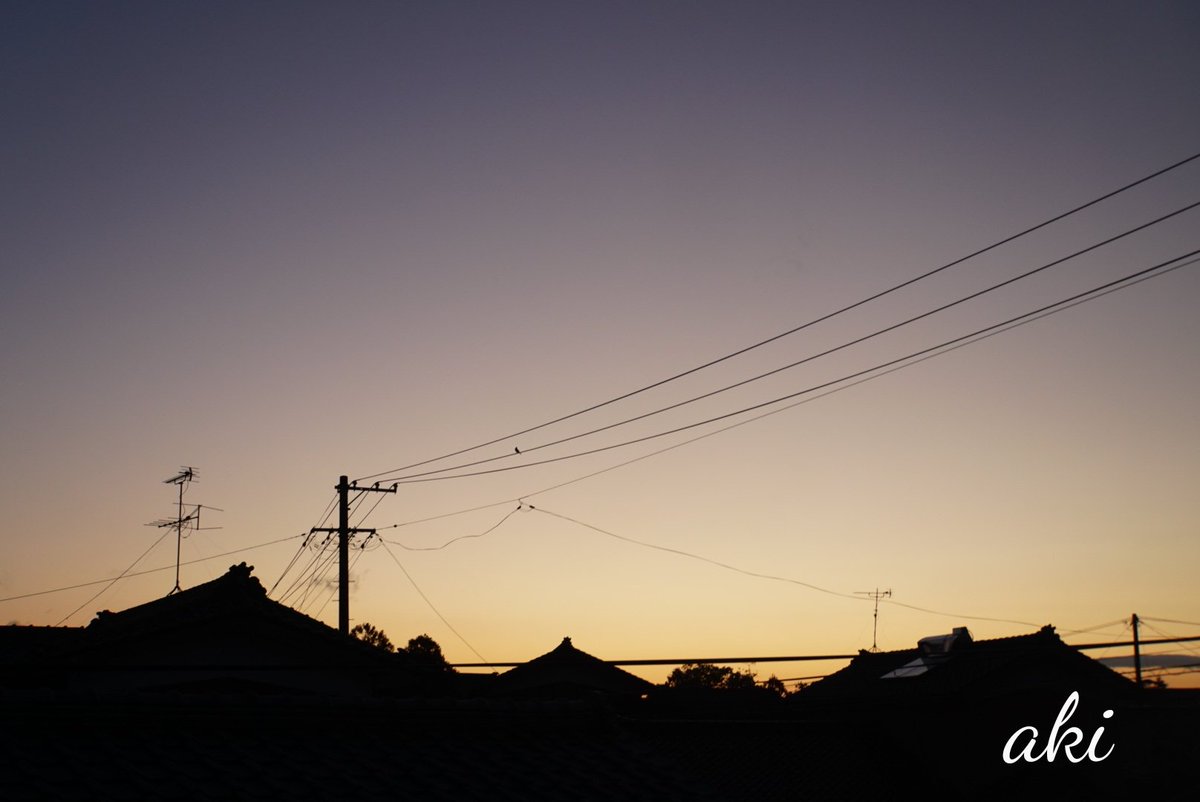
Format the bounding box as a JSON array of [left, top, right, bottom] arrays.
[[493, 636, 653, 699], [3, 563, 394, 696], [2, 574, 1194, 798]]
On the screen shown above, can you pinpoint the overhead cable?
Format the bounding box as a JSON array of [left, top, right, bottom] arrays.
[[385, 504, 523, 551], [368, 251, 1197, 529], [532, 506, 1043, 629], [53, 529, 172, 626], [355, 151, 1200, 484], [383, 249, 1200, 484], [378, 539, 488, 663], [380, 200, 1200, 484]]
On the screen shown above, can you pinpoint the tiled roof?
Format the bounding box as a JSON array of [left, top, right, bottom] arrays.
[[80, 562, 351, 649], [494, 637, 653, 698], [801, 624, 1134, 705], [4, 563, 398, 697]]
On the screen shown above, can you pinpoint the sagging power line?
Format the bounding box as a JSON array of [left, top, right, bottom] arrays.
[[378, 249, 1200, 485], [356, 150, 1200, 485], [368, 249, 1198, 540], [376, 200, 1200, 486]]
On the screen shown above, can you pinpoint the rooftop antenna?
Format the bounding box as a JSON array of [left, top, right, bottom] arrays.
[[856, 587, 892, 652], [146, 467, 222, 594]]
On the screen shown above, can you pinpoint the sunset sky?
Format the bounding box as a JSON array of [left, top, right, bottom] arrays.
[[2, 1, 1198, 687]]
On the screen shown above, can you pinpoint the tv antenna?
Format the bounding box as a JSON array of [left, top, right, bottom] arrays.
[[856, 587, 892, 652], [146, 467, 223, 594]]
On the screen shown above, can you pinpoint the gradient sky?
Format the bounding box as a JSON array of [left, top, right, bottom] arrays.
[[3, 1, 1198, 687]]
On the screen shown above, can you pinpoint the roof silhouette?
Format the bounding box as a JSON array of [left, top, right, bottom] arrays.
[[495, 636, 654, 698], [79, 562, 362, 652], [9, 563, 394, 696], [802, 624, 1135, 706]]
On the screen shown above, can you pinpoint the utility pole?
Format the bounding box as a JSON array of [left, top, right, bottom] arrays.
[[311, 475, 396, 636], [856, 588, 892, 652], [1131, 612, 1142, 687]]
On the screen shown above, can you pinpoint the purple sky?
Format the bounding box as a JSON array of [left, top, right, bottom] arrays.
[[2, 2, 1198, 686]]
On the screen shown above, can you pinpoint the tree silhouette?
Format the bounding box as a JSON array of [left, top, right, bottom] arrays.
[[401, 633, 452, 672], [762, 674, 789, 698], [666, 662, 757, 690], [350, 622, 394, 652]]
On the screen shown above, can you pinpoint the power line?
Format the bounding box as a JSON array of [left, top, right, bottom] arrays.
[[451, 654, 858, 669], [455, 635, 1200, 670], [1061, 618, 1129, 636], [382, 249, 1200, 485], [532, 505, 1045, 629], [377, 500, 517, 531], [1143, 616, 1200, 628], [1139, 621, 1200, 660], [1128, 663, 1200, 679], [53, 529, 172, 626], [2, 533, 307, 608], [275, 547, 327, 605], [377, 539, 487, 663], [278, 477, 396, 616], [276, 536, 338, 606], [315, 545, 369, 617], [384, 504, 523, 551], [1072, 635, 1200, 650], [313, 493, 339, 531], [355, 151, 1200, 485], [269, 491, 341, 598], [267, 537, 313, 597], [296, 544, 341, 612], [283, 539, 340, 609], [530, 505, 863, 602], [366, 251, 1198, 536], [377, 201, 1200, 485], [353, 490, 391, 529], [345, 488, 370, 521]]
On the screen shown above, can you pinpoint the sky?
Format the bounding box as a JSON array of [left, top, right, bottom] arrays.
[[2, 1, 1198, 688]]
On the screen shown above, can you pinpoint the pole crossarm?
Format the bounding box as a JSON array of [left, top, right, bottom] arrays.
[[327, 475, 396, 636]]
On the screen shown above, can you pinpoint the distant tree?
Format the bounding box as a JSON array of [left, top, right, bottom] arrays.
[[401, 633, 453, 672], [350, 622, 394, 652], [762, 674, 789, 698], [666, 662, 727, 689], [666, 662, 757, 690]]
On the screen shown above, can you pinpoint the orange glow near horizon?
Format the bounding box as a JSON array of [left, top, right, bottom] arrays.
[[1, 3, 1198, 696]]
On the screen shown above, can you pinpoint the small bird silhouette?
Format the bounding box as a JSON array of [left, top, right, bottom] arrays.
[[514, 446, 521, 454]]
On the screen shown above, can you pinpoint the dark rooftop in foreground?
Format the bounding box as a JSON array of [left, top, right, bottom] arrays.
[[2, 565, 1195, 798]]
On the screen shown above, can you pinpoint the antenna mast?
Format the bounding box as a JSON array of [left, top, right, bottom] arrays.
[[856, 587, 892, 652], [147, 467, 222, 594]]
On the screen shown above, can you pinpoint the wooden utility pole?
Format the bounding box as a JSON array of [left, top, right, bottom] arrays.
[[1132, 612, 1142, 687], [311, 475, 396, 635]]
